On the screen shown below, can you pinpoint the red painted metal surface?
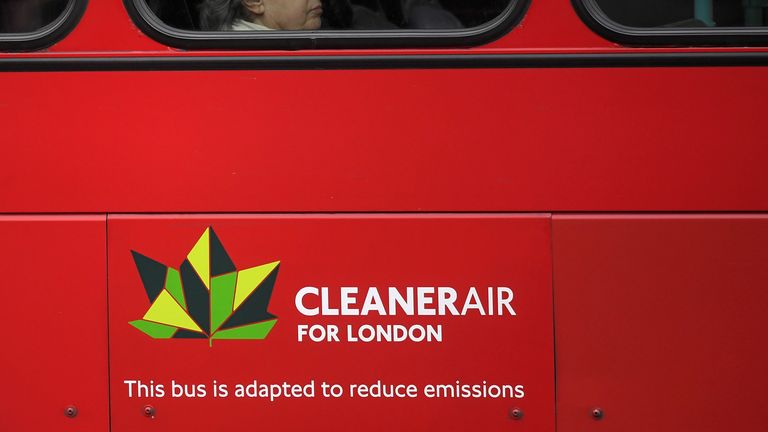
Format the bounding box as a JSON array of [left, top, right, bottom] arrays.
[[1, 67, 767, 212], [50, 0, 167, 52], [108, 214, 554, 431], [2, 0, 768, 431], [1, 1, 767, 213], [552, 215, 768, 432], [0, 216, 108, 432]]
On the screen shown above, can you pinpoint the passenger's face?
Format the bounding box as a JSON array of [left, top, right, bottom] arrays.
[[262, 0, 323, 30]]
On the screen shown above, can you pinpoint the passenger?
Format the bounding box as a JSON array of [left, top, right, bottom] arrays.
[[199, 0, 323, 31]]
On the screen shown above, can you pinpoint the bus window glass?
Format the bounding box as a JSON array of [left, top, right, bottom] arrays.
[[0, 0, 70, 33], [144, 0, 514, 31], [591, 0, 768, 28]]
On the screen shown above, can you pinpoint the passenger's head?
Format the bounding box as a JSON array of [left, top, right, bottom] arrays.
[[242, 0, 323, 30], [199, 0, 323, 31]]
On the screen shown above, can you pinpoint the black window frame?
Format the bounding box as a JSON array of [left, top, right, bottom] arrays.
[[123, 0, 530, 50], [574, 0, 768, 46], [0, 0, 88, 52]]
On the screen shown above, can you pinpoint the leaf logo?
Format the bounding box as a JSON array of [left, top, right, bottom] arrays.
[[129, 227, 279, 346]]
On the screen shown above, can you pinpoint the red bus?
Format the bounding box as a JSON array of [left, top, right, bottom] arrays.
[[1, 1, 766, 431]]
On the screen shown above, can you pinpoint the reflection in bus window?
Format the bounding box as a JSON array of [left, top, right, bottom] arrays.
[[592, 0, 768, 28], [146, 0, 513, 31], [0, 0, 69, 33]]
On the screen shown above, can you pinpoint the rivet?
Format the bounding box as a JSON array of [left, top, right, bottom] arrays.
[[510, 407, 523, 420], [592, 408, 604, 420], [64, 406, 78, 418], [143, 405, 156, 418]]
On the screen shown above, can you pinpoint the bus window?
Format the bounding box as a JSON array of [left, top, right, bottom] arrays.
[[593, 0, 766, 28], [0, 0, 86, 51], [128, 0, 524, 49], [147, 0, 511, 31], [576, 0, 768, 45], [0, 0, 69, 33]]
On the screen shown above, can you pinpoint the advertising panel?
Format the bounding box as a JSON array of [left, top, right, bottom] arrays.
[[108, 215, 553, 431]]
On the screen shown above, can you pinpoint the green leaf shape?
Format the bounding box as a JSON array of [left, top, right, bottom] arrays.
[[164, 268, 186, 309], [130, 320, 178, 338], [211, 320, 278, 340], [211, 272, 238, 333], [130, 227, 279, 345]]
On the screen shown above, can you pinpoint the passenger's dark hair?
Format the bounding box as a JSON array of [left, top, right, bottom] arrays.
[[199, 0, 249, 30]]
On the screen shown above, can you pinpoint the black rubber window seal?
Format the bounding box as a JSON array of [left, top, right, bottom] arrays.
[[124, 0, 530, 50], [573, 0, 768, 46], [0, 0, 88, 52]]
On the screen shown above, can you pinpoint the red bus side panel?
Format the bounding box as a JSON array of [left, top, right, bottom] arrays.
[[0, 216, 108, 432], [553, 215, 768, 432], [107, 214, 554, 431], [1, 68, 766, 212]]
